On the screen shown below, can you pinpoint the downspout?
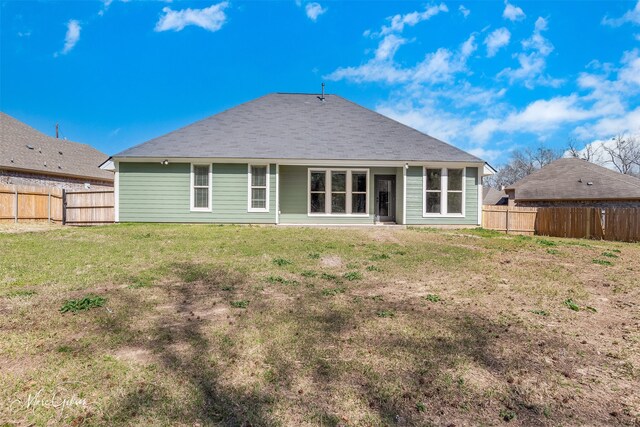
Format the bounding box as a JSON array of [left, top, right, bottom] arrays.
[[477, 170, 483, 226], [402, 164, 407, 225], [114, 160, 120, 223], [275, 163, 280, 225]]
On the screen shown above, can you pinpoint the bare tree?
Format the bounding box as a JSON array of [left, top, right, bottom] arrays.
[[602, 134, 640, 176], [567, 137, 601, 163], [485, 145, 562, 189]]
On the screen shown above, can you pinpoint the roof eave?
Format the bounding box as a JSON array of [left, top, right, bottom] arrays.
[[0, 165, 114, 183]]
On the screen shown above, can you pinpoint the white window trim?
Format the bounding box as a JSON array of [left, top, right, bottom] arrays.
[[307, 168, 370, 216], [422, 166, 466, 218], [190, 163, 212, 212], [247, 164, 270, 212]]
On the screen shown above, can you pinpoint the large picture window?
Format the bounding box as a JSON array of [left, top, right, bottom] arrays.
[[191, 164, 211, 211], [248, 165, 269, 212], [308, 169, 369, 215], [423, 167, 465, 216]]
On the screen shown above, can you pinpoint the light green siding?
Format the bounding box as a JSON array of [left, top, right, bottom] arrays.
[[119, 162, 478, 225], [119, 162, 276, 223], [279, 166, 404, 224], [405, 166, 479, 225]]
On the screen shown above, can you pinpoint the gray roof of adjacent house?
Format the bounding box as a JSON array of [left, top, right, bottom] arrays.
[[483, 187, 508, 205], [115, 93, 483, 163], [0, 112, 113, 182], [506, 157, 640, 201]]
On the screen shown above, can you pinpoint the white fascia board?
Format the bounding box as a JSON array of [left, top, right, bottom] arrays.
[[113, 157, 487, 169]]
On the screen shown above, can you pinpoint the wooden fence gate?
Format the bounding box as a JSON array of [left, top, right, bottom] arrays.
[[0, 184, 114, 226], [64, 190, 115, 225]]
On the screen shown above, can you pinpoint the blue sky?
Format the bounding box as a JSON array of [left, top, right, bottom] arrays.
[[1, 1, 639, 164]]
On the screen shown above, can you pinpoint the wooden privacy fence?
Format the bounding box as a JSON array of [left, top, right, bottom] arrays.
[[482, 205, 538, 235], [602, 208, 640, 242], [535, 207, 604, 240], [483, 205, 640, 242], [0, 185, 64, 223], [0, 184, 114, 226]]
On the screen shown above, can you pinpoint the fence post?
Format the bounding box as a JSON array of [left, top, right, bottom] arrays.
[[62, 189, 66, 225], [14, 188, 18, 223], [586, 209, 591, 239], [505, 208, 510, 234], [48, 188, 51, 223]]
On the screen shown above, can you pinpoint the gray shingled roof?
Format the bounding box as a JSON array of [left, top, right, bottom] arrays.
[[115, 93, 483, 163], [483, 187, 508, 205], [1, 113, 114, 181], [506, 157, 640, 201]]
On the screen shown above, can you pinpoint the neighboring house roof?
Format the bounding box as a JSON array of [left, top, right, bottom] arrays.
[[483, 187, 508, 205], [506, 157, 640, 201], [115, 93, 483, 163], [0, 112, 113, 182]]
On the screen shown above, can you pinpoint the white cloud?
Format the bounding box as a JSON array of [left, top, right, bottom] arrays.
[[379, 3, 448, 36], [506, 95, 595, 128], [461, 34, 477, 59], [484, 28, 510, 57], [468, 147, 503, 163], [459, 5, 470, 18], [155, 2, 229, 32], [618, 48, 640, 86], [503, 1, 525, 21], [602, 0, 640, 27], [376, 99, 472, 144], [471, 95, 596, 143], [574, 107, 640, 140], [374, 35, 408, 61], [326, 5, 466, 85], [473, 48, 640, 144], [326, 34, 475, 85], [498, 17, 562, 88], [17, 30, 32, 37], [522, 17, 553, 55], [55, 20, 81, 57], [305, 2, 327, 22], [635, 33, 640, 41], [376, 95, 508, 162]]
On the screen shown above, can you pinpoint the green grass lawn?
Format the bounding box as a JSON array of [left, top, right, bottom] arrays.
[[1, 224, 638, 426]]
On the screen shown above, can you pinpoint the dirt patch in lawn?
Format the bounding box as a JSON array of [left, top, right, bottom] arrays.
[[113, 347, 154, 365], [320, 255, 343, 268]]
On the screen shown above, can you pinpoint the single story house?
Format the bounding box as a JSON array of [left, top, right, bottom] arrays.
[[1, 113, 114, 190], [106, 93, 492, 225], [505, 157, 640, 208]]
